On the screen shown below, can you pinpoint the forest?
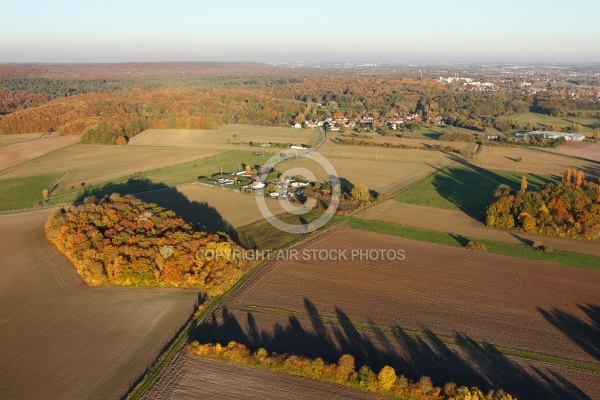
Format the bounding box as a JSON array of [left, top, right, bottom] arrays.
[[1, 63, 599, 144], [486, 169, 600, 239], [45, 194, 245, 296]]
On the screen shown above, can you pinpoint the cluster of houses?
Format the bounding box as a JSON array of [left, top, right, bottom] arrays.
[[294, 113, 427, 131]]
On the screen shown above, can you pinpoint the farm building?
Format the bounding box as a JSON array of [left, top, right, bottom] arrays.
[[515, 131, 586, 141]]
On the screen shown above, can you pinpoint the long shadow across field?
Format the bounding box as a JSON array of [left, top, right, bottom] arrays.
[[432, 154, 559, 221], [75, 179, 237, 237], [539, 304, 600, 362], [192, 299, 590, 399]]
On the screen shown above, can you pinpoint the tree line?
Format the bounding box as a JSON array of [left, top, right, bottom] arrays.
[[189, 340, 515, 400]]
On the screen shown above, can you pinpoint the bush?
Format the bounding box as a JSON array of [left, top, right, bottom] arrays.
[[532, 241, 543, 250], [543, 245, 554, 253], [465, 241, 488, 252]]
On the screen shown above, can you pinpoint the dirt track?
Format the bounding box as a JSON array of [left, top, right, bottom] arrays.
[[142, 351, 380, 400], [0, 209, 199, 399], [358, 201, 600, 257]]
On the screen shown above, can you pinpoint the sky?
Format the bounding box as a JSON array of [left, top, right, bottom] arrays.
[[2, 0, 599, 63]]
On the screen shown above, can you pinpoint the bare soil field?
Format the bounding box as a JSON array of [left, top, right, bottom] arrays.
[[142, 351, 380, 400], [358, 201, 600, 257], [0, 135, 79, 171], [138, 183, 288, 230], [0, 144, 221, 192], [129, 126, 320, 150], [0, 208, 199, 400], [544, 141, 600, 163], [198, 307, 599, 400], [193, 228, 600, 398], [0, 132, 44, 146]]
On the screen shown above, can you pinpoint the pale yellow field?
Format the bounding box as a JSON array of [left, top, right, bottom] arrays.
[[129, 125, 321, 151], [0, 132, 45, 146], [138, 183, 288, 229], [0, 144, 222, 192]]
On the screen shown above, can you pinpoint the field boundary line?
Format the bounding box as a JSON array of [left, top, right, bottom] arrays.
[[234, 304, 600, 374]]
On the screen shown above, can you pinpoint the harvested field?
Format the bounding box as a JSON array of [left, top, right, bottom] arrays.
[[544, 141, 600, 162], [282, 148, 448, 194], [142, 351, 379, 400], [0, 134, 79, 171], [0, 132, 44, 146], [138, 183, 288, 230], [0, 144, 222, 192], [467, 145, 600, 177], [194, 228, 600, 398], [0, 209, 199, 400], [129, 126, 320, 150], [358, 201, 600, 257]]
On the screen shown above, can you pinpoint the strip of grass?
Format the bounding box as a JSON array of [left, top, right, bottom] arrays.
[[394, 164, 558, 219], [236, 305, 600, 374], [0, 173, 62, 211], [235, 211, 343, 250], [344, 218, 600, 271]]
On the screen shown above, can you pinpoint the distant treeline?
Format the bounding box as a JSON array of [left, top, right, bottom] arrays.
[[1, 69, 599, 143]]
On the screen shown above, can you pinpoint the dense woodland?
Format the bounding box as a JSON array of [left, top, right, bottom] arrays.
[[190, 341, 515, 400], [1, 63, 599, 143], [45, 194, 245, 296], [486, 169, 600, 239]]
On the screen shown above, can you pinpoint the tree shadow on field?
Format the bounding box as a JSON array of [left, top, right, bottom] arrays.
[[539, 304, 600, 362], [433, 153, 556, 222], [449, 233, 470, 247], [74, 178, 238, 239], [192, 298, 591, 399]]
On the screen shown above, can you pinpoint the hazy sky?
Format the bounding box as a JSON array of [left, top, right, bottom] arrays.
[[2, 0, 599, 63]]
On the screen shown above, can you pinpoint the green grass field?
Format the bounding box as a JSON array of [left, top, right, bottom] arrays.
[[394, 164, 558, 220], [513, 112, 600, 133], [345, 218, 600, 271], [0, 174, 62, 211]]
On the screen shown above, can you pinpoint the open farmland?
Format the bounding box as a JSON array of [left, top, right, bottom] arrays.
[[0, 132, 45, 146], [357, 202, 600, 257], [129, 125, 320, 150], [0, 173, 62, 211], [0, 208, 199, 400], [544, 141, 600, 162], [513, 112, 600, 134], [142, 352, 379, 400], [194, 228, 600, 399], [284, 143, 451, 194], [0, 134, 79, 171], [0, 144, 222, 193], [394, 164, 559, 219], [138, 183, 289, 231]]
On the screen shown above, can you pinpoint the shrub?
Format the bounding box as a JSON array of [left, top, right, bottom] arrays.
[[465, 241, 488, 252], [543, 245, 554, 254]]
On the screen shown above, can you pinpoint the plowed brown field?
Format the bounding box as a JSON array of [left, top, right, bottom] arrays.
[[141, 352, 380, 400], [0, 209, 199, 399], [194, 228, 600, 399]]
